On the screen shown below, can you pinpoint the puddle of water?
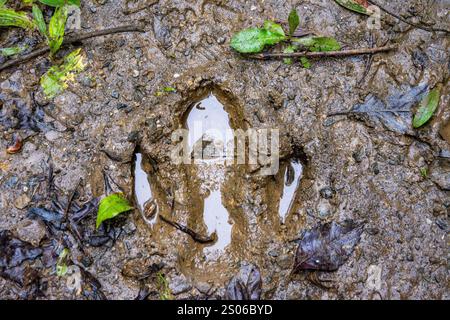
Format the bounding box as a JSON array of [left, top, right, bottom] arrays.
[[185, 93, 234, 163], [184, 93, 234, 253], [134, 153, 157, 225], [278, 160, 302, 223], [203, 189, 233, 253]]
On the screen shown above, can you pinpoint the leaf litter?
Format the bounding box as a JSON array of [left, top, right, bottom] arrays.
[[292, 220, 364, 273]]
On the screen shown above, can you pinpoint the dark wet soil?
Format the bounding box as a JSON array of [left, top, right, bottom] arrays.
[[0, 0, 449, 299]]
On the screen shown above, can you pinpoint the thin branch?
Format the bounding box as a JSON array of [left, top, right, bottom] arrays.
[[159, 214, 216, 244], [248, 44, 397, 60], [0, 25, 145, 72], [367, 0, 450, 33]]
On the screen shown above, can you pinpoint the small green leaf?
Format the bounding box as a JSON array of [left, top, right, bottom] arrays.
[[230, 23, 286, 54], [96, 193, 133, 229], [288, 8, 300, 37], [333, 0, 371, 15], [32, 4, 47, 37], [0, 0, 8, 7], [48, 5, 68, 54], [0, 45, 27, 57], [0, 8, 34, 29], [300, 57, 311, 69], [283, 44, 297, 65], [40, 48, 85, 98], [56, 248, 69, 277], [39, 0, 80, 7], [163, 86, 176, 92], [293, 36, 341, 52], [263, 20, 285, 39], [419, 167, 428, 178], [412, 84, 442, 128], [156, 272, 173, 300]]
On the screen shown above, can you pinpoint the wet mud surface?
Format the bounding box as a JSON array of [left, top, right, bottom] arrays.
[[0, 0, 449, 299]]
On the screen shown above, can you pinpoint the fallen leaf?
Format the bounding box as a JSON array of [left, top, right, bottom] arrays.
[[225, 263, 262, 300], [346, 84, 428, 134], [0, 230, 42, 269], [6, 134, 23, 154], [413, 84, 442, 128], [96, 193, 133, 229], [333, 0, 371, 15], [293, 220, 364, 272]]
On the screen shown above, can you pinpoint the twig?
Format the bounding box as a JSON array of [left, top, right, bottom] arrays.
[[159, 214, 216, 244], [327, 109, 411, 117], [367, 0, 450, 33], [248, 45, 397, 60], [0, 25, 145, 72], [64, 178, 81, 221]]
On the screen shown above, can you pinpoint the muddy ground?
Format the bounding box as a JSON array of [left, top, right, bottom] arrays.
[[0, 0, 449, 300]]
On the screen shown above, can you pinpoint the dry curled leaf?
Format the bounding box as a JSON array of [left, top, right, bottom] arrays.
[[6, 134, 22, 154], [293, 220, 364, 273], [225, 263, 262, 300]]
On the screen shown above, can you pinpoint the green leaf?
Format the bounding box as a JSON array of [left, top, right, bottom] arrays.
[[293, 36, 341, 52], [263, 20, 285, 39], [283, 44, 296, 65], [96, 193, 133, 229], [39, 0, 80, 7], [412, 84, 442, 128], [163, 86, 176, 92], [288, 8, 300, 37], [300, 57, 311, 69], [40, 48, 85, 98], [32, 4, 47, 37], [0, 45, 27, 57], [0, 8, 34, 29], [333, 0, 371, 16], [156, 272, 173, 300], [230, 23, 286, 54], [419, 167, 428, 178], [0, 0, 8, 7], [48, 5, 68, 54], [56, 248, 69, 277]]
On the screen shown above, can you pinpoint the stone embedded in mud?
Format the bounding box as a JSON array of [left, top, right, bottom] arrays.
[[14, 219, 46, 247], [319, 186, 334, 199], [169, 274, 192, 295], [13, 193, 31, 210]]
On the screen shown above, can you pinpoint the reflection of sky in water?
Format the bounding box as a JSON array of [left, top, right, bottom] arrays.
[[203, 189, 233, 254], [186, 93, 234, 254], [279, 160, 302, 223], [134, 153, 157, 225], [185, 94, 234, 162]]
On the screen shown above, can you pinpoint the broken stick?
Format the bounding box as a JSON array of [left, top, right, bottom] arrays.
[[0, 25, 145, 72], [248, 44, 397, 60]]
